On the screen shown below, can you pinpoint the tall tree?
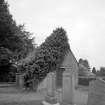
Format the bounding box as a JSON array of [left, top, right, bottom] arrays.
[[99, 67, 105, 76], [0, 0, 35, 81], [0, 0, 34, 61], [78, 58, 83, 64], [78, 58, 90, 70], [92, 67, 96, 74], [83, 59, 90, 70]]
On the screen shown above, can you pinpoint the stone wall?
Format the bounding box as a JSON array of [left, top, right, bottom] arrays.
[[88, 78, 105, 105]]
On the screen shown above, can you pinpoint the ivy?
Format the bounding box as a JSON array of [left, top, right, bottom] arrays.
[[21, 27, 70, 88]]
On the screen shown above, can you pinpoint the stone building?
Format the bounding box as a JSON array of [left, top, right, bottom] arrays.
[[38, 49, 78, 91]]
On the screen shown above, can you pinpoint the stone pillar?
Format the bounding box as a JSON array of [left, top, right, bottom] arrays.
[[48, 73, 56, 96], [32, 79, 39, 91], [16, 73, 24, 88], [16, 73, 20, 87], [42, 72, 59, 105], [62, 68, 74, 105], [75, 69, 78, 89]]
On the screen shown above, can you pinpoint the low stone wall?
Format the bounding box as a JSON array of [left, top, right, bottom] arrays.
[[87, 78, 105, 105]]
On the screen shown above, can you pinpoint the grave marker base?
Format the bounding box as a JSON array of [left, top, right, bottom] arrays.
[[42, 100, 60, 105]]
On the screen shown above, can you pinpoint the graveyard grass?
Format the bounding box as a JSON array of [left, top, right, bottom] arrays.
[[0, 86, 88, 105], [0, 85, 44, 105], [0, 101, 42, 105]]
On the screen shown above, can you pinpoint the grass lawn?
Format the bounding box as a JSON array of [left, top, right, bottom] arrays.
[[0, 86, 45, 105], [74, 89, 88, 105], [0, 85, 88, 105], [0, 101, 42, 105]]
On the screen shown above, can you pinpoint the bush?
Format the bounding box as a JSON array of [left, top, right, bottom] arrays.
[[78, 77, 96, 86]]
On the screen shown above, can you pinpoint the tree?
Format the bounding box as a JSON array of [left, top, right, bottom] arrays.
[[0, 0, 35, 81], [0, 0, 35, 60], [12, 24, 35, 60], [0, 47, 13, 82], [98, 67, 105, 76], [78, 58, 83, 64], [78, 58, 90, 70], [78, 58, 91, 77], [83, 60, 90, 69], [21, 28, 70, 88], [0, 0, 15, 46], [92, 67, 96, 74]]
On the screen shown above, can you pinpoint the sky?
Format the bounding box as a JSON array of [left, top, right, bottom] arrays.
[[7, 0, 105, 70]]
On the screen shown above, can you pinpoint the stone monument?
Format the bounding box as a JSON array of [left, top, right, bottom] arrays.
[[62, 68, 74, 105], [42, 72, 59, 105]]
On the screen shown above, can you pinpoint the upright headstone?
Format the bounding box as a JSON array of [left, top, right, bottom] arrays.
[[37, 76, 47, 91], [16, 73, 24, 88], [42, 72, 58, 105], [16, 73, 20, 87], [62, 68, 74, 105]]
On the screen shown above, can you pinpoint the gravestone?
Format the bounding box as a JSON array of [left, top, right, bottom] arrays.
[[62, 68, 74, 105], [37, 76, 47, 91], [42, 72, 59, 105], [16, 73, 24, 88], [47, 72, 56, 97]]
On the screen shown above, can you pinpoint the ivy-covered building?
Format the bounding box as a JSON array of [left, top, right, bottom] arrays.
[[38, 49, 78, 91], [16, 28, 79, 90]]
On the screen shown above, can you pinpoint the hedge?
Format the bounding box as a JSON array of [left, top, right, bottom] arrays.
[[78, 77, 96, 86]]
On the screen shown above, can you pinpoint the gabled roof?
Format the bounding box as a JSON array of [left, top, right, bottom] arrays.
[[61, 49, 78, 68]]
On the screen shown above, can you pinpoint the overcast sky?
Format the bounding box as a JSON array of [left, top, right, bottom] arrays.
[[8, 0, 105, 70]]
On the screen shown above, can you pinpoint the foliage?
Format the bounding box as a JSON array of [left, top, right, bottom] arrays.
[[0, 0, 35, 82], [0, 47, 12, 66], [79, 58, 90, 70], [78, 58, 96, 86], [78, 77, 96, 86], [12, 24, 35, 61], [78, 64, 88, 76], [96, 67, 105, 76], [21, 28, 70, 88], [78, 58, 91, 76], [92, 67, 97, 74], [0, 0, 35, 61], [0, 47, 13, 82]]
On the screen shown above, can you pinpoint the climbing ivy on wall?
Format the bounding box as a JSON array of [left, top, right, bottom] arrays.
[[20, 27, 70, 88]]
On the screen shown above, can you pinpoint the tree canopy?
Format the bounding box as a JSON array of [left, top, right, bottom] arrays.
[[79, 58, 90, 70], [0, 0, 35, 81], [92, 67, 97, 74], [78, 58, 91, 76], [0, 0, 35, 61], [96, 67, 105, 76]]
